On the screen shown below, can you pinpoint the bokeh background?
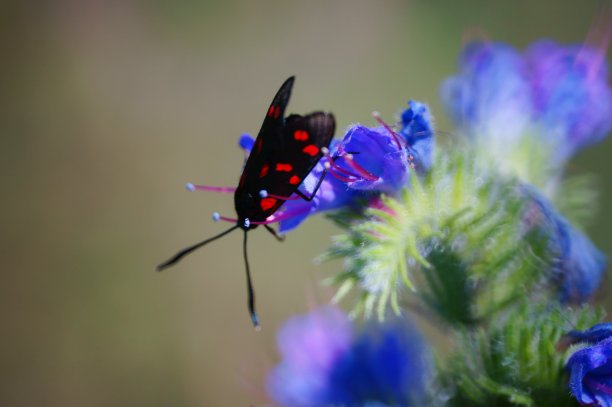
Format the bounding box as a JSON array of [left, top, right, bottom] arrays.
[[1, 0, 610, 405]]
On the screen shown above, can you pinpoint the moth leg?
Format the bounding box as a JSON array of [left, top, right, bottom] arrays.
[[264, 225, 285, 242]]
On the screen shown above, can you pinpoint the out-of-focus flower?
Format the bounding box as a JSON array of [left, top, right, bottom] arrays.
[[267, 307, 431, 407], [567, 336, 612, 406], [441, 39, 612, 168], [525, 188, 606, 303], [238, 133, 254, 153], [440, 41, 533, 145], [267, 306, 352, 407], [526, 40, 612, 162]]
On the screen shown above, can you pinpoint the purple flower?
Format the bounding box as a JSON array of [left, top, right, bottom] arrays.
[[567, 336, 612, 406], [441, 39, 612, 165], [238, 133, 254, 152], [564, 324, 612, 348], [440, 41, 533, 144], [525, 188, 606, 303], [267, 306, 353, 407], [277, 124, 414, 232], [276, 157, 362, 233], [267, 307, 431, 407], [236, 104, 434, 232], [400, 100, 435, 173], [526, 40, 612, 161], [553, 218, 607, 303]]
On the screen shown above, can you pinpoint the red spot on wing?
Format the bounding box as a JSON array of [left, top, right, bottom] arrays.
[[267, 105, 275, 117], [273, 106, 281, 119], [276, 163, 293, 172], [260, 197, 277, 211], [255, 138, 263, 153], [289, 175, 301, 185], [260, 163, 269, 178], [302, 144, 320, 156], [294, 130, 309, 141]]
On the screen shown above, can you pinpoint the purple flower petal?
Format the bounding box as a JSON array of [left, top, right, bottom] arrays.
[[526, 40, 612, 161], [266, 306, 352, 407], [401, 100, 435, 173], [526, 187, 606, 303], [568, 337, 612, 406], [238, 133, 254, 152], [440, 41, 533, 144], [267, 307, 431, 407]]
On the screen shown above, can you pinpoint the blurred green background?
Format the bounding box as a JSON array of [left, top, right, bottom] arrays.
[[1, 0, 610, 405]]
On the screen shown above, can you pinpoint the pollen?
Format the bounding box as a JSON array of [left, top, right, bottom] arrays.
[[302, 144, 319, 156], [294, 130, 309, 141], [276, 163, 293, 172], [260, 197, 277, 211]]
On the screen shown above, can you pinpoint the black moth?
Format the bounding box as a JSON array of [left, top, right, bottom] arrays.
[[157, 77, 335, 328]]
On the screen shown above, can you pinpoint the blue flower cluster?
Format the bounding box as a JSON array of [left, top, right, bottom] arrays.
[[441, 40, 612, 166], [267, 306, 431, 407], [441, 40, 609, 304], [260, 37, 611, 406]]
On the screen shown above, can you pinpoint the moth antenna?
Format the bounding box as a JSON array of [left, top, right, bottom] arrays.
[[372, 111, 407, 149], [243, 230, 260, 329], [186, 183, 236, 193], [156, 225, 240, 271]]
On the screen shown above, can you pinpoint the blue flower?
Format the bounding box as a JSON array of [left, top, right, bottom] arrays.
[[567, 337, 612, 406], [400, 100, 435, 173], [238, 133, 254, 153], [526, 188, 606, 303], [440, 41, 533, 144], [267, 307, 431, 407], [564, 323, 612, 347], [236, 103, 435, 232], [441, 39, 612, 166], [526, 40, 612, 162], [267, 306, 353, 407], [277, 124, 414, 232]]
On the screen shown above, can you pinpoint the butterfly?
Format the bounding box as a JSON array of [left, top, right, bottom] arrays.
[[157, 77, 336, 328]]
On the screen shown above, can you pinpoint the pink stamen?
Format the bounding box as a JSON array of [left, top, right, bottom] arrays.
[[187, 183, 236, 193], [328, 167, 361, 183], [342, 155, 379, 182], [321, 148, 375, 181], [580, 9, 612, 82], [585, 377, 612, 396], [372, 111, 407, 150]]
